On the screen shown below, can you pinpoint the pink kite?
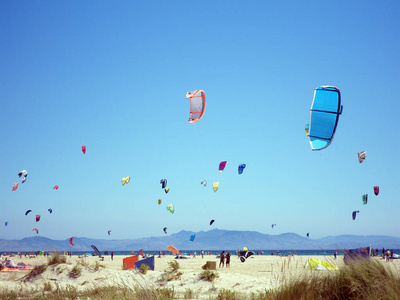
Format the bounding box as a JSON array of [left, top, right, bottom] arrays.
[[69, 236, 75, 247], [53, 185, 59, 190], [219, 161, 228, 172], [82, 146, 86, 154], [36, 215, 41, 222], [12, 182, 19, 192]]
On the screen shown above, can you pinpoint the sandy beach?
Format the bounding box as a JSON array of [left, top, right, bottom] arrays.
[[2, 253, 400, 298]]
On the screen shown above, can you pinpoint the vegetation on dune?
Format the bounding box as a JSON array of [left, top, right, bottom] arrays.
[[2, 257, 400, 299], [47, 252, 66, 265]]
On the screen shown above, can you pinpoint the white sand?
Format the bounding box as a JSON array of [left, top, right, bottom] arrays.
[[1, 254, 399, 298]]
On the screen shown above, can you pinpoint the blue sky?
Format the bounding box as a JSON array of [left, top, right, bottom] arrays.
[[1, 1, 399, 242]]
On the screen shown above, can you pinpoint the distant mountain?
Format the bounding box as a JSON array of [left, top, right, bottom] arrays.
[[1, 229, 400, 252]]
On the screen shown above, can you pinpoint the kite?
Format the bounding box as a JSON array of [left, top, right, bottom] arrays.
[[22, 177, 26, 183], [374, 186, 379, 196], [190, 234, 195, 242], [108, 230, 111, 236], [121, 176, 130, 185], [271, 224, 276, 229], [362, 194, 368, 205], [305, 124, 309, 135], [163, 227, 167, 234], [48, 208, 52, 214], [82, 146, 86, 154], [219, 161, 228, 172], [33, 228, 38, 234], [12, 182, 19, 192], [306, 86, 343, 150], [358, 151, 366, 163], [25, 210, 32, 216], [18, 170, 28, 178], [307, 233, 309, 238], [69, 236, 76, 247], [201, 180, 207, 187], [165, 187, 170, 193], [210, 219, 215, 226], [160, 179, 167, 189], [238, 164, 246, 174], [53, 185, 59, 190], [5, 222, 8, 226], [158, 199, 162, 205], [166, 203, 174, 214], [186, 90, 206, 124], [352, 211, 359, 220], [167, 245, 179, 255], [238, 247, 255, 262], [36, 215, 41, 222], [212, 182, 219, 192]]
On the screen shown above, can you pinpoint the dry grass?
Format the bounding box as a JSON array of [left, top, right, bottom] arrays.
[[47, 252, 66, 265], [22, 264, 47, 282]]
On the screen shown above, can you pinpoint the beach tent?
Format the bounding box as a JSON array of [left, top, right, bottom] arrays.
[[134, 256, 154, 271], [304, 258, 338, 270], [123, 255, 139, 270]]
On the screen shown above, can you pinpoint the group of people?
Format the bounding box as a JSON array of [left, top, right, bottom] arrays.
[[219, 251, 231, 268]]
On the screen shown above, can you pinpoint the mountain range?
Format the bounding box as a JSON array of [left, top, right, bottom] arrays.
[[1, 229, 399, 252]]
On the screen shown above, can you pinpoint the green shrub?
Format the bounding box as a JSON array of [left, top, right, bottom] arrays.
[[200, 269, 219, 282], [140, 263, 150, 274]]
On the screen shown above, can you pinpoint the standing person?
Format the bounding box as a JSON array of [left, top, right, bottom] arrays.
[[111, 252, 114, 261], [334, 250, 337, 259], [201, 250, 204, 259], [219, 251, 225, 268], [226, 253, 231, 268]]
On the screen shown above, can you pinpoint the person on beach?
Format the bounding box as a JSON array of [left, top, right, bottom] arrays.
[[111, 252, 114, 261], [201, 250, 204, 259], [334, 250, 337, 259], [219, 251, 225, 268], [226, 253, 230, 268]]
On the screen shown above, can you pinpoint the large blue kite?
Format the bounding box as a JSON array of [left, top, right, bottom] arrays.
[[306, 86, 343, 151]]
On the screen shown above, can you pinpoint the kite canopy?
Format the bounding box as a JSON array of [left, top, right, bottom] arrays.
[[307, 86, 342, 151], [271, 224, 276, 229], [82, 146, 86, 154], [163, 227, 167, 234], [201, 180, 207, 187], [5, 222, 8, 226], [12, 182, 19, 192], [352, 211, 359, 220], [210, 219, 215, 226], [53, 185, 59, 190], [158, 199, 162, 205], [160, 179, 167, 189], [166, 204, 174, 214], [35, 215, 41, 222], [362, 194, 368, 205], [25, 210, 32, 216], [307, 233, 310, 238], [219, 161, 228, 172], [33, 228, 38, 234], [48, 208, 52, 214], [238, 164, 246, 174], [358, 151, 366, 163], [305, 258, 338, 270], [238, 249, 255, 262], [18, 170, 28, 178], [122, 176, 130, 185], [190, 234, 195, 242], [374, 186, 379, 196], [167, 245, 179, 255], [165, 187, 170, 193], [212, 182, 219, 192], [186, 90, 206, 124], [69, 236, 76, 247], [108, 230, 111, 236]]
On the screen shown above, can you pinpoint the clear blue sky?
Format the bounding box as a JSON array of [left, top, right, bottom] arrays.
[[1, 1, 399, 241]]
